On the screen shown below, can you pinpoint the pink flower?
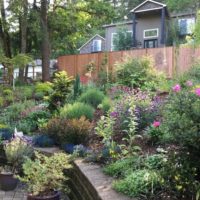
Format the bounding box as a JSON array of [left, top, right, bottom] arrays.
[[172, 84, 181, 92], [195, 88, 200, 96], [153, 121, 160, 128], [186, 80, 193, 87]]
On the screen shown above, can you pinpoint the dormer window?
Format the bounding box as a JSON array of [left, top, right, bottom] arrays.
[[92, 40, 102, 52]]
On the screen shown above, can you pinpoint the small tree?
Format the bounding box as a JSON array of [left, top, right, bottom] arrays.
[[113, 27, 132, 51], [0, 54, 32, 86], [194, 10, 200, 45]]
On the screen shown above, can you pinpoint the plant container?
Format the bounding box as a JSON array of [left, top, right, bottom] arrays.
[[27, 191, 60, 200], [0, 172, 18, 191]]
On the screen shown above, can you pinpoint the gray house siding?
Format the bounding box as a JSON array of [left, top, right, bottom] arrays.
[[79, 35, 105, 54], [136, 14, 164, 48]]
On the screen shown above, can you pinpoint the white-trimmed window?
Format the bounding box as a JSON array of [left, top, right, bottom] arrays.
[[111, 33, 118, 51], [143, 28, 159, 39], [111, 31, 132, 51], [178, 18, 195, 35], [92, 40, 102, 52]]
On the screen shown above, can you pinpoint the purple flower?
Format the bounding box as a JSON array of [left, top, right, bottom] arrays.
[[110, 111, 119, 118], [172, 84, 181, 92], [195, 88, 200, 97]]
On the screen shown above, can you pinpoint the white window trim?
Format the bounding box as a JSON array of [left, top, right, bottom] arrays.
[[92, 39, 102, 52], [143, 28, 159, 39], [111, 33, 117, 51]]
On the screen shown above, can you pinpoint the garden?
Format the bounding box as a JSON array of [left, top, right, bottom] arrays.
[[0, 55, 200, 200]]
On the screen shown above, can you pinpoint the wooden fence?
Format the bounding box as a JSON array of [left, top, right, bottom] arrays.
[[57, 46, 200, 80]]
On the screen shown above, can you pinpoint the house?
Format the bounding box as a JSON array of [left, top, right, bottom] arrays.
[[103, 0, 196, 51], [78, 34, 106, 54]]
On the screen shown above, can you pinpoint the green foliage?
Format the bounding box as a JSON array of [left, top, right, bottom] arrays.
[[44, 116, 92, 145], [115, 56, 165, 91], [73, 74, 81, 100], [17, 86, 34, 100], [161, 88, 200, 150], [34, 82, 53, 100], [60, 102, 94, 120], [47, 71, 73, 111], [113, 169, 162, 198], [98, 97, 112, 113], [113, 27, 132, 51], [0, 100, 36, 126], [194, 11, 200, 45], [103, 156, 143, 178], [78, 88, 105, 108], [145, 125, 163, 144], [18, 152, 71, 196], [0, 97, 4, 107], [145, 154, 167, 170], [4, 137, 33, 173], [95, 115, 115, 146]]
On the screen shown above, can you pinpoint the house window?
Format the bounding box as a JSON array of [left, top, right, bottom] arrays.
[[144, 28, 159, 39], [111, 33, 118, 51], [92, 40, 102, 52], [178, 18, 195, 35], [111, 31, 132, 51]]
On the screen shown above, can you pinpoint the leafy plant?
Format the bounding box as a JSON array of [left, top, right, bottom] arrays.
[[73, 74, 81, 100], [47, 71, 73, 111], [60, 102, 94, 120], [18, 152, 71, 196], [98, 97, 112, 113], [78, 88, 105, 108], [44, 116, 92, 145], [4, 137, 33, 173], [34, 82, 53, 100], [115, 56, 165, 91], [113, 169, 163, 198], [103, 156, 143, 178]]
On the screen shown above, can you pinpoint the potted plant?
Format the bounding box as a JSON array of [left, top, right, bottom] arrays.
[[18, 152, 71, 200], [0, 137, 33, 191]]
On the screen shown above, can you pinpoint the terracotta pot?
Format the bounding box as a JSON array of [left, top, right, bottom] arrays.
[[0, 172, 18, 191], [27, 191, 60, 200]]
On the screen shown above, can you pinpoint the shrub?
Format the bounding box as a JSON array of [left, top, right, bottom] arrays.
[[78, 88, 105, 108], [18, 152, 71, 196], [98, 97, 112, 113], [47, 71, 73, 111], [103, 156, 143, 178], [3, 89, 13, 96], [161, 85, 200, 151], [113, 169, 162, 198], [33, 135, 55, 147], [115, 56, 165, 91], [0, 97, 4, 107], [0, 100, 36, 125], [60, 102, 94, 120], [44, 116, 92, 145], [34, 82, 53, 100], [15, 86, 34, 100]]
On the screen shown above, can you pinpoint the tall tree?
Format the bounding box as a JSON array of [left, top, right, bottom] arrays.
[[41, 0, 50, 81]]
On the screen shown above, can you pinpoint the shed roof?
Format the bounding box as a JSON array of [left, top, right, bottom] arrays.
[[130, 0, 167, 13], [78, 34, 105, 51]]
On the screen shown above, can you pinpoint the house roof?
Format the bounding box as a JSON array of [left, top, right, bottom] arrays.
[[130, 0, 167, 13], [102, 20, 133, 28], [78, 34, 105, 50]]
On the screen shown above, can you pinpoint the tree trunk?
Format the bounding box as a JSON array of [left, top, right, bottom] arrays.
[[0, 0, 12, 58], [19, 0, 28, 83], [41, 0, 50, 82]]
